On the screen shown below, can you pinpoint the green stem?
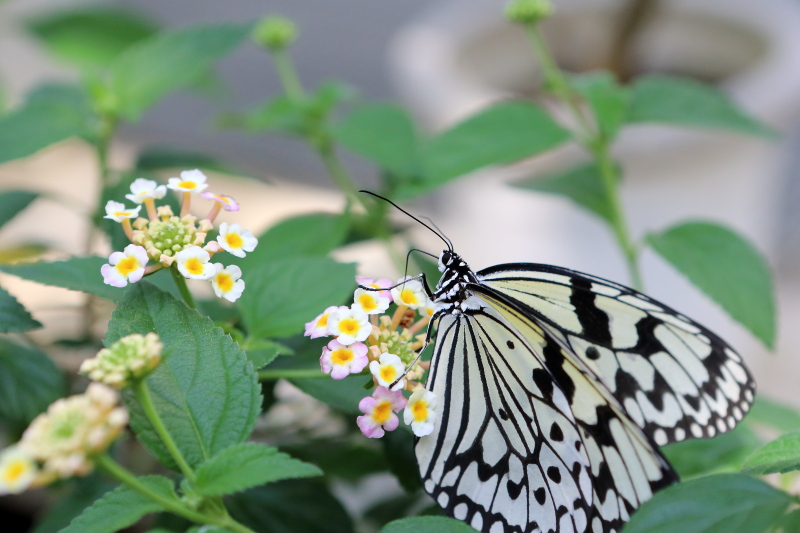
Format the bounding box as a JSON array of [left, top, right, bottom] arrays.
[[133, 380, 196, 482], [258, 368, 326, 381], [170, 265, 196, 309], [316, 139, 362, 206], [272, 48, 305, 101]]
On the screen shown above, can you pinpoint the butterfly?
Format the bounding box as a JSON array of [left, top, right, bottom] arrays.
[[360, 193, 756, 533]]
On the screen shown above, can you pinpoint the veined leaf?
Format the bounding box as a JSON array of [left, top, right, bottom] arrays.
[[0, 256, 120, 301], [0, 285, 42, 333], [381, 516, 477, 533], [742, 432, 800, 475], [0, 338, 64, 428], [0, 190, 39, 229]]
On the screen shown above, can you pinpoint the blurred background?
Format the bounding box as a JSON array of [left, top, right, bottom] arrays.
[[2, 0, 800, 530]]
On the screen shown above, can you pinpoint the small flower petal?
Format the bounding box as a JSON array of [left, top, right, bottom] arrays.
[[369, 352, 406, 391], [101, 245, 148, 287], [320, 339, 369, 380], [352, 287, 391, 315], [0, 447, 38, 495], [167, 169, 209, 194], [391, 277, 427, 309], [201, 191, 240, 212], [175, 246, 215, 280], [305, 305, 346, 339], [216, 222, 258, 258], [125, 178, 167, 204], [327, 307, 372, 345], [210, 263, 245, 302], [404, 388, 437, 436], [356, 386, 406, 438], [103, 201, 141, 222]]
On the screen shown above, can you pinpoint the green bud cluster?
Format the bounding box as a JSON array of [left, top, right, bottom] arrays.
[[143, 216, 198, 258], [80, 333, 163, 389], [376, 320, 417, 365], [252, 16, 297, 50], [505, 0, 554, 24]]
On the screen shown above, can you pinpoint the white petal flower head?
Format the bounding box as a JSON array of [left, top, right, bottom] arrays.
[[101, 245, 148, 287], [356, 386, 407, 439], [391, 278, 427, 309], [167, 169, 209, 194], [327, 307, 371, 345], [369, 352, 406, 391], [0, 447, 38, 495], [125, 178, 167, 204], [404, 388, 437, 436], [175, 246, 215, 280], [216, 222, 258, 258], [320, 339, 369, 380], [103, 201, 141, 222], [210, 263, 245, 302], [356, 276, 392, 299], [201, 191, 240, 212], [352, 287, 391, 315], [304, 305, 346, 339]]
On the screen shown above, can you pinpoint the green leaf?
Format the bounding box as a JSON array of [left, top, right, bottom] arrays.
[[135, 146, 241, 175], [381, 516, 477, 533], [646, 221, 775, 348], [241, 213, 349, 266], [107, 23, 251, 121], [194, 442, 321, 496], [742, 432, 800, 475], [0, 284, 42, 332], [418, 101, 570, 194], [748, 397, 800, 433], [238, 256, 356, 339], [245, 339, 294, 370], [60, 476, 178, 533], [0, 256, 121, 301], [108, 283, 260, 470], [627, 75, 775, 138], [571, 71, 629, 141], [26, 7, 157, 70], [773, 509, 800, 533], [0, 338, 64, 428], [0, 190, 38, 229], [623, 473, 791, 533], [382, 428, 422, 492], [289, 375, 367, 415], [32, 476, 116, 533], [513, 162, 614, 223], [335, 103, 421, 177], [662, 423, 761, 479], [227, 479, 353, 533], [219, 96, 306, 134], [282, 440, 388, 481]]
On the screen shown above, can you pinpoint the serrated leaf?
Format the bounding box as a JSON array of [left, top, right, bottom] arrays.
[[240, 213, 349, 266], [238, 256, 356, 339], [623, 473, 790, 533], [0, 256, 120, 301], [108, 283, 260, 470], [0, 190, 38, 229], [107, 23, 251, 121], [60, 476, 178, 533], [381, 516, 477, 533], [194, 442, 321, 496], [227, 479, 353, 533], [748, 397, 800, 433], [646, 221, 775, 348], [571, 71, 629, 141], [662, 423, 761, 479], [627, 75, 775, 138], [742, 432, 800, 475], [0, 338, 64, 428], [32, 476, 116, 533], [0, 284, 42, 332], [513, 162, 614, 223]]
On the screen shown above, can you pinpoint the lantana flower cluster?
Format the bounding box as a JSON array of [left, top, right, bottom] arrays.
[[80, 333, 163, 389], [101, 170, 257, 302], [305, 276, 438, 439]]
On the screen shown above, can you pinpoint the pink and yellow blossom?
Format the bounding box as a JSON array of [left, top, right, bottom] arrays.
[[369, 352, 406, 391], [305, 306, 346, 339], [101, 245, 148, 287], [356, 386, 407, 438], [327, 307, 372, 345], [320, 339, 369, 379]]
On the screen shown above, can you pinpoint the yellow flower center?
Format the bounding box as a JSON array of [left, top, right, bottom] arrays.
[[412, 400, 429, 422], [116, 256, 140, 276], [371, 400, 392, 424], [316, 313, 329, 328], [358, 293, 378, 312], [379, 365, 396, 383], [179, 180, 197, 190], [185, 257, 204, 276], [3, 460, 27, 483], [400, 288, 419, 306], [216, 272, 234, 292], [225, 232, 244, 249], [114, 211, 126, 217], [331, 348, 354, 365], [339, 318, 360, 336]]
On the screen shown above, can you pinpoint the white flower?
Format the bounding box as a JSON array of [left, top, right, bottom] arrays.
[[216, 222, 258, 258], [125, 178, 167, 204], [175, 246, 215, 280], [320, 340, 369, 380], [327, 307, 372, 345], [391, 278, 427, 309], [404, 388, 436, 436], [201, 191, 240, 212], [103, 201, 141, 222], [210, 264, 245, 302], [305, 306, 345, 339], [167, 169, 209, 194], [101, 245, 148, 287], [422, 299, 439, 320], [0, 447, 38, 495], [352, 287, 391, 315], [369, 352, 406, 391]]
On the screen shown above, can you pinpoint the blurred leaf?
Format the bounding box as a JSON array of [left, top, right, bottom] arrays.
[[627, 75, 776, 138], [227, 479, 353, 533], [289, 375, 366, 415], [742, 432, 800, 475], [381, 516, 476, 533], [0, 338, 64, 428], [282, 440, 388, 481], [383, 428, 421, 492], [107, 23, 251, 121], [571, 71, 629, 141], [513, 162, 614, 223], [365, 493, 425, 529], [0, 244, 47, 264], [0, 284, 41, 332], [109, 282, 261, 471], [241, 213, 349, 266], [32, 476, 116, 533], [662, 423, 761, 479], [98, 172, 139, 251], [647, 221, 775, 348], [773, 509, 800, 533], [60, 476, 178, 533], [219, 96, 306, 134], [0, 256, 120, 301], [623, 473, 790, 533], [26, 6, 157, 70], [245, 339, 294, 370], [238, 256, 356, 339], [335, 103, 421, 177], [0, 190, 38, 229], [748, 397, 800, 433], [135, 146, 242, 175]]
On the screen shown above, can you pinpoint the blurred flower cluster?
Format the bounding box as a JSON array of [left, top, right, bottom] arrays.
[[305, 276, 438, 438], [101, 170, 257, 302]]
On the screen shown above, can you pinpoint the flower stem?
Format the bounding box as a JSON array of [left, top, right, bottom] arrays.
[[258, 368, 325, 381], [170, 265, 196, 309], [132, 380, 196, 482], [272, 48, 305, 101]]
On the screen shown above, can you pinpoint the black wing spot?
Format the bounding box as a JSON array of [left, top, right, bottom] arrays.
[[499, 408, 509, 421], [534, 487, 547, 505], [547, 466, 562, 483], [585, 346, 600, 360], [532, 368, 554, 402], [550, 422, 564, 441], [506, 340, 515, 349]]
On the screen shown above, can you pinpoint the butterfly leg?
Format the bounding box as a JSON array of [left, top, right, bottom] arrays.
[[389, 307, 444, 389], [357, 273, 435, 298]]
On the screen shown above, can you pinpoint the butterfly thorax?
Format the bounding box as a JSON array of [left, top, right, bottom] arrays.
[[434, 251, 479, 315]]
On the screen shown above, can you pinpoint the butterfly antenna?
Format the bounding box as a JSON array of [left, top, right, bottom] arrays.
[[359, 190, 453, 252], [418, 215, 453, 252]]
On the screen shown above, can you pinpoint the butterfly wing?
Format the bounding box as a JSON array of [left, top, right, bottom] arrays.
[[476, 263, 756, 446], [417, 292, 676, 533]]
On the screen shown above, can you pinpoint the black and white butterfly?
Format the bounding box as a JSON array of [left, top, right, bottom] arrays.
[[360, 193, 756, 533]]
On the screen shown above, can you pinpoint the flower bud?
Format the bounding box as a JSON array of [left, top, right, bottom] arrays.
[[80, 333, 163, 389], [252, 16, 297, 50], [505, 0, 554, 24]]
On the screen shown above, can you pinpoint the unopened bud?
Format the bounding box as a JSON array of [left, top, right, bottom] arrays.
[[253, 16, 297, 51]]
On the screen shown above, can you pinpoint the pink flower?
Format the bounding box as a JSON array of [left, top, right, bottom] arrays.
[[356, 386, 407, 439], [320, 340, 368, 380], [356, 276, 392, 299], [304, 306, 346, 339]]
